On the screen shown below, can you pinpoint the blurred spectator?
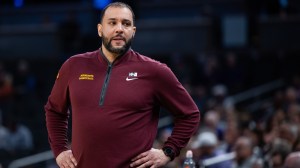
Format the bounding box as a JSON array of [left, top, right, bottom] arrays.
[[201, 110, 225, 141], [0, 63, 13, 102], [0, 118, 33, 167], [0, 124, 9, 167], [218, 124, 239, 153], [191, 131, 231, 168], [284, 151, 300, 168], [291, 74, 300, 101], [13, 60, 39, 120], [267, 138, 292, 168], [203, 110, 220, 129], [277, 123, 298, 148], [4, 118, 33, 153], [286, 103, 300, 125], [232, 136, 257, 168], [284, 87, 298, 109], [0, 124, 8, 150], [271, 109, 285, 129], [252, 159, 264, 168], [208, 84, 228, 110], [14, 60, 36, 99], [0, 63, 14, 125]]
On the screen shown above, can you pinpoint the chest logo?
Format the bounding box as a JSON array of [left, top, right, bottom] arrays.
[[79, 74, 94, 80], [126, 72, 138, 81]]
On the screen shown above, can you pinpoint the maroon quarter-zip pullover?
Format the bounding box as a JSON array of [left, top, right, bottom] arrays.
[[45, 49, 200, 167]]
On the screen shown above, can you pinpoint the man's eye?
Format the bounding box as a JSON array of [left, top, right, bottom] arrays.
[[124, 22, 131, 26], [109, 22, 116, 25]]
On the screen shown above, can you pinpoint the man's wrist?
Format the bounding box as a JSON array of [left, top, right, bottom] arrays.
[[162, 146, 175, 161]]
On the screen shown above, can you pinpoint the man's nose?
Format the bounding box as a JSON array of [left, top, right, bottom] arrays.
[[115, 23, 124, 33]]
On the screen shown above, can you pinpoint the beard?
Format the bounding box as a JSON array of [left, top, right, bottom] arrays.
[[102, 34, 133, 55]]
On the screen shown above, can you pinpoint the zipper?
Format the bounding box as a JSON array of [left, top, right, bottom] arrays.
[[99, 63, 112, 106], [98, 48, 129, 106]]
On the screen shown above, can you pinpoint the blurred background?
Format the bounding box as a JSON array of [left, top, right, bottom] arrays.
[[1, 0, 300, 167]]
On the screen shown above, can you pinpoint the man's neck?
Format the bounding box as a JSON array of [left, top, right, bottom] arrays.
[[101, 46, 119, 63]]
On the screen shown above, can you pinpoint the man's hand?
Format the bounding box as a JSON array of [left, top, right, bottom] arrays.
[[130, 148, 171, 168], [56, 150, 78, 168]]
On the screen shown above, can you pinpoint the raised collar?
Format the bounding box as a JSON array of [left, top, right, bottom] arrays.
[[97, 48, 132, 66]]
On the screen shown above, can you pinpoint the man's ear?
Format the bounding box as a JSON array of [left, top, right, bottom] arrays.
[[132, 26, 136, 37], [97, 24, 102, 37]]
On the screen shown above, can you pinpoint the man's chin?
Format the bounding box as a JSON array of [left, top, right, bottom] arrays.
[[112, 46, 124, 49], [109, 47, 126, 54]]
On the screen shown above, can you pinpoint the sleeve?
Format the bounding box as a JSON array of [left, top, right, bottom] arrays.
[[44, 59, 72, 157], [154, 63, 200, 157]]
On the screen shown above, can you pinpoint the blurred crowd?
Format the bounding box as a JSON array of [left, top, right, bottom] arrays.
[[154, 62, 300, 167], [0, 60, 40, 167]]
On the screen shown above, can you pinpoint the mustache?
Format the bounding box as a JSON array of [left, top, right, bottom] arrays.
[[111, 35, 126, 41]]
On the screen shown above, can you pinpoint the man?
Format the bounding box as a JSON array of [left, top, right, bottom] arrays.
[[269, 138, 292, 168], [45, 2, 200, 168], [232, 136, 257, 168], [284, 152, 300, 168], [191, 131, 231, 168]]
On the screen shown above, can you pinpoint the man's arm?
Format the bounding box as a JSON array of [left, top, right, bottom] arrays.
[[131, 63, 200, 167], [154, 63, 200, 158], [44, 59, 77, 167]]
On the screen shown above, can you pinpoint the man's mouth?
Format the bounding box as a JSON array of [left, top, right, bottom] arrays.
[[112, 36, 126, 42]]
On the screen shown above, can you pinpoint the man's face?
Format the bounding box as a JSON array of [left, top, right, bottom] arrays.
[[97, 7, 136, 55], [234, 140, 252, 160]]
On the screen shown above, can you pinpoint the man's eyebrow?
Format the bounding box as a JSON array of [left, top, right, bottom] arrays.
[[122, 19, 132, 22], [107, 18, 132, 22], [107, 18, 117, 21]]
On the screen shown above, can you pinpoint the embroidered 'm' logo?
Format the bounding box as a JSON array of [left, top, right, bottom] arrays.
[[126, 72, 138, 81], [129, 72, 138, 77]]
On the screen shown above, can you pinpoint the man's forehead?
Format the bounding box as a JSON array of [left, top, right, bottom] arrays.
[[103, 7, 133, 21]]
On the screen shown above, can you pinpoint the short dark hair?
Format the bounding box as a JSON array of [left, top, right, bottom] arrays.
[[100, 2, 135, 25]]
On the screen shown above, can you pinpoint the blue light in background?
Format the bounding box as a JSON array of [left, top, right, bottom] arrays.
[[279, 0, 289, 8], [93, 0, 111, 10], [14, 0, 24, 8]]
